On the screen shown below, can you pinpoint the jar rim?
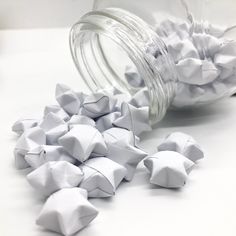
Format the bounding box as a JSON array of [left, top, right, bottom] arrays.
[[69, 7, 178, 123]]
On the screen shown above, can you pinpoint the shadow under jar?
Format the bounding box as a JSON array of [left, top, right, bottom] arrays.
[[70, 0, 236, 124]]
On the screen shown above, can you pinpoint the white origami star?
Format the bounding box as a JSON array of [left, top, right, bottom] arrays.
[[68, 114, 95, 128], [177, 58, 220, 85], [103, 127, 147, 181], [192, 21, 226, 37], [80, 157, 126, 198], [25, 145, 76, 169], [113, 102, 152, 136], [96, 111, 121, 132], [27, 161, 83, 197], [80, 92, 117, 118], [124, 65, 144, 88], [158, 132, 204, 162], [171, 83, 204, 108], [44, 104, 70, 121], [129, 88, 150, 108], [102, 127, 139, 147], [12, 118, 39, 135], [55, 83, 84, 115], [166, 38, 199, 63], [155, 18, 198, 63], [58, 125, 107, 162], [214, 41, 236, 69], [39, 112, 68, 145], [113, 93, 132, 110], [155, 18, 190, 40], [106, 139, 147, 181], [14, 127, 46, 169], [36, 188, 98, 236], [97, 86, 123, 96], [192, 33, 221, 58], [172, 78, 234, 108], [220, 66, 235, 80], [144, 151, 195, 188]]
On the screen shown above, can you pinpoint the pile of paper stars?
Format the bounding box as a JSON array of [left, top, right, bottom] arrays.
[[12, 83, 204, 235]]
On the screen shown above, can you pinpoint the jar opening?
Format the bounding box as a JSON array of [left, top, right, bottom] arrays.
[[70, 8, 178, 123], [70, 27, 141, 97]]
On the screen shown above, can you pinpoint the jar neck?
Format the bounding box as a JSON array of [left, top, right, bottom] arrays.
[[69, 8, 178, 123]]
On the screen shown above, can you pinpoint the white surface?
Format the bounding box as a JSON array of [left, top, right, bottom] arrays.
[[0, 0, 93, 29], [1, 28, 236, 236]]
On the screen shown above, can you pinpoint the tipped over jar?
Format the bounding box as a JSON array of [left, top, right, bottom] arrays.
[[70, 0, 236, 123]]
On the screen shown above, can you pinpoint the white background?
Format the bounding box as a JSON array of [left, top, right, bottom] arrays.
[[0, 1, 236, 236], [0, 0, 93, 29]]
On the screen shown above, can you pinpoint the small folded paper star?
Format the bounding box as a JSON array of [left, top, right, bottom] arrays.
[[97, 86, 123, 96], [113, 102, 152, 136], [197, 81, 228, 103], [96, 111, 121, 132], [158, 132, 204, 162], [103, 127, 146, 180], [68, 114, 95, 128], [171, 83, 205, 108], [44, 104, 70, 121], [12, 118, 39, 135], [102, 127, 139, 147], [55, 83, 84, 115], [80, 92, 117, 118], [124, 65, 145, 88], [155, 18, 190, 40], [14, 127, 46, 169], [219, 67, 235, 80], [25, 145, 76, 169], [80, 157, 126, 198], [27, 161, 83, 197], [39, 112, 68, 145], [166, 38, 199, 63], [215, 54, 236, 69], [192, 33, 221, 58], [144, 151, 195, 188], [129, 88, 150, 108], [177, 58, 220, 85], [192, 21, 226, 37], [58, 125, 107, 162], [105, 137, 147, 181], [36, 188, 98, 236], [215, 41, 236, 68], [113, 93, 131, 110]]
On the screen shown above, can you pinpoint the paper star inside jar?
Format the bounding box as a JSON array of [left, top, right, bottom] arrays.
[[129, 88, 150, 108]]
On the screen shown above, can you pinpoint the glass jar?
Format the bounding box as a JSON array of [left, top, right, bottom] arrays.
[[70, 0, 236, 123]]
